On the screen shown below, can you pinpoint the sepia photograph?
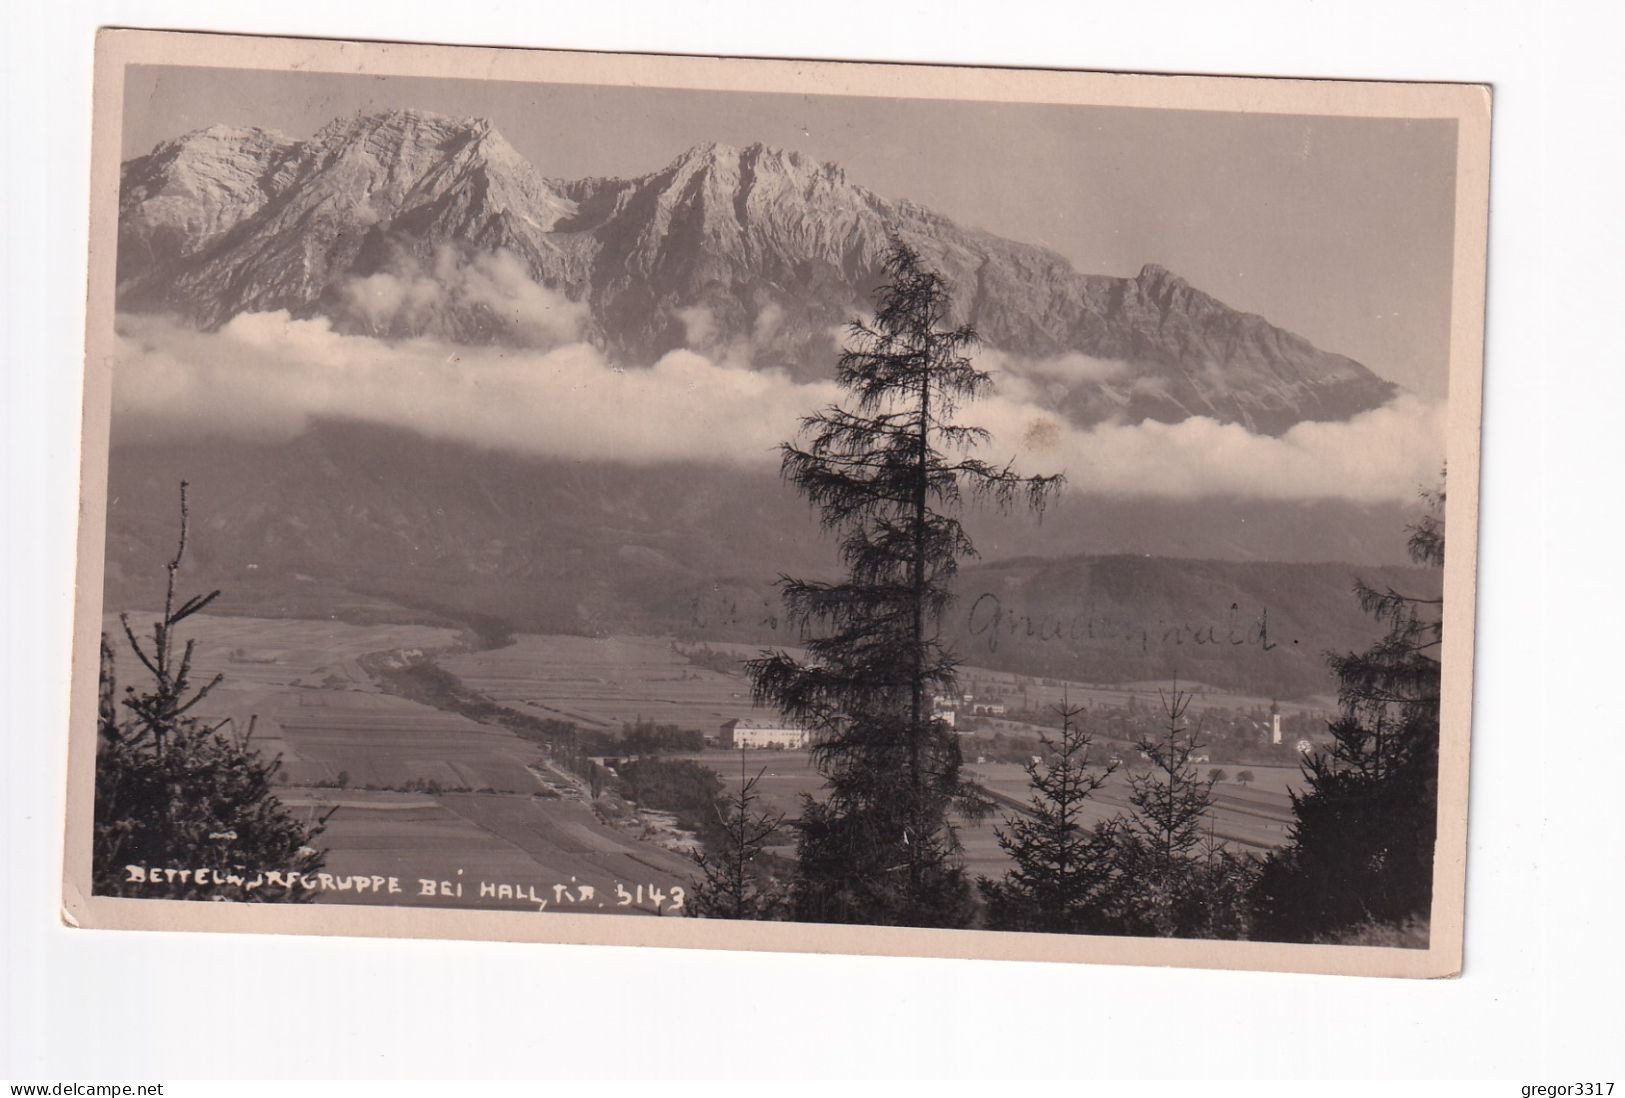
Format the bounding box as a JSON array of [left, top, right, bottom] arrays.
[[63, 28, 1490, 977]]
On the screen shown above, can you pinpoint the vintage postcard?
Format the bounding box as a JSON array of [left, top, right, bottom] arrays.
[[66, 28, 1490, 977]]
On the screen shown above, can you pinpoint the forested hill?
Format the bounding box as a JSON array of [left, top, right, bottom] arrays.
[[104, 424, 1435, 701]]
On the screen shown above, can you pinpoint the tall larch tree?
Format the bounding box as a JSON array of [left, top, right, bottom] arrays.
[[748, 240, 1062, 928]]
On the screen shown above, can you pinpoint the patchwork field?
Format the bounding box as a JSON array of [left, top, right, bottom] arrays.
[[106, 612, 541, 789], [101, 612, 1309, 914], [439, 633, 771, 732], [108, 611, 461, 688], [683, 641, 1326, 719], [438, 633, 1319, 746], [101, 614, 700, 913]]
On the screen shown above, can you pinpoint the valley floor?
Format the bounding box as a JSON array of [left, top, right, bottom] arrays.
[[102, 612, 1309, 918]]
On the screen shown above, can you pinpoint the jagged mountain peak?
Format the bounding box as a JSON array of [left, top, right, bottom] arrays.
[[1128, 261, 1272, 331], [123, 122, 299, 188], [312, 107, 490, 143], [1132, 261, 1213, 310], [158, 122, 295, 151], [652, 139, 852, 194], [117, 108, 589, 328], [117, 125, 303, 279], [667, 139, 827, 169], [299, 108, 540, 187]]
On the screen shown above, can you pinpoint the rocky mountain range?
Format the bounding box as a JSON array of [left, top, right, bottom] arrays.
[[117, 109, 1399, 436]]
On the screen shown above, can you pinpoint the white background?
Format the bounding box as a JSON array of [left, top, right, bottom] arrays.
[[4, 0, 1622, 1082]]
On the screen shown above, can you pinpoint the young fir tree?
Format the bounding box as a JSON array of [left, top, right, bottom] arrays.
[[687, 754, 789, 920], [748, 240, 1061, 928], [1188, 812, 1259, 940], [1100, 686, 1233, 937], [1250, 484, 1445, 943], [95, 482, 330, 901], [979, 700, 1118, 934]]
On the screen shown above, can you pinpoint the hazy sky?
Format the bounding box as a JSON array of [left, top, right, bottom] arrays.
[[122, 65, 1459, 397]]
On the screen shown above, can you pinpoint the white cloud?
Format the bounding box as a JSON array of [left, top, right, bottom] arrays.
[[972, 347, 1133, 407], [110, 310, 1443, 503], [669, 301, 789, 371], [979, 347, 1129, 384], [672, 304, 719, 348], [973, 394, 1446, 503], [752, 302, 786, 345], [111, 312, 835, 466], [338, 246, 589, 347]]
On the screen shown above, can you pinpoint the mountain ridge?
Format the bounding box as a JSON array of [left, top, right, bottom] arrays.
[[102, 419, 1432, 699], [117, 109, 1400, 436]]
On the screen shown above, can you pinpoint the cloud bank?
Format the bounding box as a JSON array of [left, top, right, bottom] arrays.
[[339, 247, 590, 347], [111, 310, 1443, 503]]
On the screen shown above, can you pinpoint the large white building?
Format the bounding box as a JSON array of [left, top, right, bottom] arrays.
[[718, 718, 811, 750]]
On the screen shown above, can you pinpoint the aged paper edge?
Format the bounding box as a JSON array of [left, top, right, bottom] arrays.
[[63, 27, 1491, 979]]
